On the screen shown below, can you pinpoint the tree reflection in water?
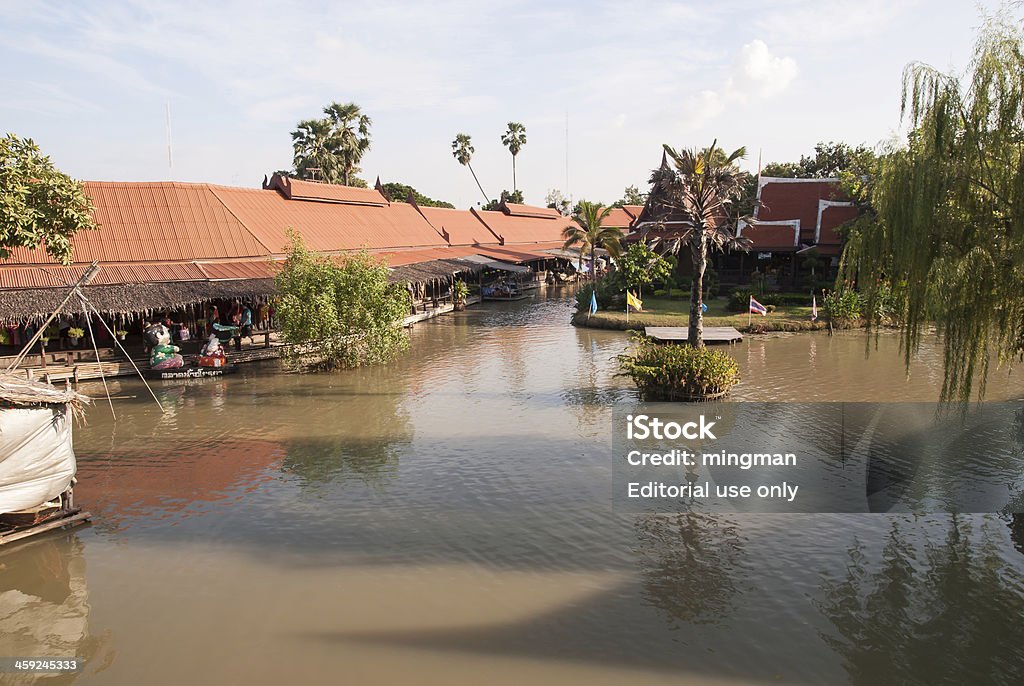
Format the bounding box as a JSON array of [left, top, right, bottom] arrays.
[[633, 512, 746, 626], [818, 517, 1024, 685], [279, 388, 413, 489]]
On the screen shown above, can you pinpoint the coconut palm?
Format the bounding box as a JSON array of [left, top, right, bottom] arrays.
[[644, 140, 752, 346], [323, 102, 372, 186], [562, 201, 623, 280], [451, 133, 491, 204], [291, 118, 340, 183], [500, 122, 527, 192]]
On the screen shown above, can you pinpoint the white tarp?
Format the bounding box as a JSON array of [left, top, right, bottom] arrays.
[[0, 405, 76, 513]]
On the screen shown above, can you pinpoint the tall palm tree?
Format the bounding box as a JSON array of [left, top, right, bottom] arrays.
[[500, 122, 527, 192], [323, 102, 372, 186], [562, 201, 622, 281], [451, 133, 491, 204], [644, 140, 752, 346], [291, 118, 340, 182]]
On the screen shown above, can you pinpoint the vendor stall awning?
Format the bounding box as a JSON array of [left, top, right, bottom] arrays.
[[458, 255, 532, 273]]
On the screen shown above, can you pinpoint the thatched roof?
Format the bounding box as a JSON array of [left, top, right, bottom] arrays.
[[0, 373, 90, 412], [388, 258, 481, 284], [0, 279, 278, 322], [0, 259, 484, 321]]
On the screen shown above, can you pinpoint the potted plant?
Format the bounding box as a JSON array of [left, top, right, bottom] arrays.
[[453, 280, 469, 311], [67, 327, 85, 346], [115, 329, 128, 341]]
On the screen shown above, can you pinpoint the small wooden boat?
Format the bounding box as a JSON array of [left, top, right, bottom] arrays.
[[144, 364, 240, 380]]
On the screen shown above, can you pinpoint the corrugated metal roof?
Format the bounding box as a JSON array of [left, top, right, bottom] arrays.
[[211, 186, 448, 254], [0, 262, 207, 289], [472, 209, 575, 244], [503, 203, 562, 219], [6, 181, 271, 265], [197, 260, 281, 280], [273, 175, 389, 206], [416, 206, 500, 246]]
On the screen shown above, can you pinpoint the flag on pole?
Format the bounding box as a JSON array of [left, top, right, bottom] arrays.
[[589, 290, 598, 316], [811, 295, 818, 321], [626, 291, 643, 312], [749, 296, 768, 316]]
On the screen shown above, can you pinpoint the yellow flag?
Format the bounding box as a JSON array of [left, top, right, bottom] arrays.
[[627, 290, 643, 311]]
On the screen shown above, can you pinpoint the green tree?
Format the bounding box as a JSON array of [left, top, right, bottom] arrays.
[[482, 189, 524, 211], [275, 231, 410, 371], [561, 201, 622, 281], [646, 141, 752, 346], [616, 241, 672, 295], [324, 102, 372, 186], [291, 118, 340, 182], [500, 122, 527, 191], [614, 184, 648, 207], [381, 182, 454, 208], [451, 133, 491, 205], [0, 134, 95, 264], [840, 15, 1024, 402], [291, 102, 372, 187]]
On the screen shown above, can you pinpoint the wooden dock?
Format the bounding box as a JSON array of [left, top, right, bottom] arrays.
[[644, 326, 743, 345]]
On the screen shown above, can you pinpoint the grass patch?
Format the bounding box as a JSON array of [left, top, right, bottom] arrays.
[[572, 295, 848, 333]]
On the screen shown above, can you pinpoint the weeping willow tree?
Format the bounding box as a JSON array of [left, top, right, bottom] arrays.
[[840, 15, 1024, 402]]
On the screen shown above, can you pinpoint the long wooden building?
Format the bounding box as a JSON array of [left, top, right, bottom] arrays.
[[0, 173, 577, 323]]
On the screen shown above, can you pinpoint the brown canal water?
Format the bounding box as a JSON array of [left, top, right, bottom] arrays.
[[4, 288, 1024, 685]]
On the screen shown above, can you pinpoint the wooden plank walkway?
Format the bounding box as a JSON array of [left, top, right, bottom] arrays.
[[644, 326, 743, 344]]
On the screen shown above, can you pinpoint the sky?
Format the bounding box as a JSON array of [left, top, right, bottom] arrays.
[[0, 0, 1008, 209]]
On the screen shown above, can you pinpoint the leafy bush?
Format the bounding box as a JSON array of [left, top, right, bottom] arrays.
[[276, 231, 411, 370], [653, 288, 668, 297], [823, 289, 861, 322], [575, 272, 626, 311], [618, 337, 741, 400], [453, 280, 469, 302]]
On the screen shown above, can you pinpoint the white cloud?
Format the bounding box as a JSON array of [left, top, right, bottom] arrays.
[[680, 40, 797, 130]]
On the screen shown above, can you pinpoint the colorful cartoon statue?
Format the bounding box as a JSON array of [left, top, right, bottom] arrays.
[[198, 334, 226, 368], [144, 323, 184, 370]]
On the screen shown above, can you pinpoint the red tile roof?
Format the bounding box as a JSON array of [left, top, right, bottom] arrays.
[[269, 175, 389, 206], [755, 178, 845, 244], [817, 202, 859, 245], [738, 221, 800, 251], [622, 205, 645, 220], [416, 206, 500, 246], [601, 207, 635, 229], [472, 208, 575, 244]]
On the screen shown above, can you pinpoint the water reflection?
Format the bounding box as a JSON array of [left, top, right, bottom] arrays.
[[0, 535, 111, 684], [818, 517, 1024, 685], [633, 513, 746, 626]]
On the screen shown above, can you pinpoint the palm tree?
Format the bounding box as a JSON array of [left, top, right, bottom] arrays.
[[291, 118, 340, 182], [500, 122, 527, 192], [562, 201, 623, 281], [451, 133, 491, 204], [644, 140, 752, 346], [323, 102, 372, 186]]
